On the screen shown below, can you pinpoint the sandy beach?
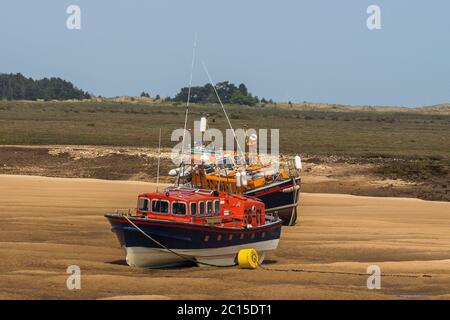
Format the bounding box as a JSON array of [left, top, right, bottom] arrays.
[[0, 174, 449, 300]]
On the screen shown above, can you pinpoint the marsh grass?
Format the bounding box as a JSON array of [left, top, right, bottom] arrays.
[[0, 100, 449, 164]]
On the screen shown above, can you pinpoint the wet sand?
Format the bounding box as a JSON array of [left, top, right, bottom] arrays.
[[0, 174, 449, 300]]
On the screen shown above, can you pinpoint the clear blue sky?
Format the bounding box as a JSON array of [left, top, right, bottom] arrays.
[[0, 0, 449, 106]]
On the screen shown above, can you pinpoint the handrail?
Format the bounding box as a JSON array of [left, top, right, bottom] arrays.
[[165, 186, 215, 195], [114, 208, 135, 216], [112, 208, 271, 225]]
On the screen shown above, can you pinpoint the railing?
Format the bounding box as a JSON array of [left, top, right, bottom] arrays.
[[114, 208, 225, 224], [112, 208, 278, 226], [165, 186, 215, 195], [264, 212, 278, 222], [165, 186, 195, 193], [114, 208, 135, 216]]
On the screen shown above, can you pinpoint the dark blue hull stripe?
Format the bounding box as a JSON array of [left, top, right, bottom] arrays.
[[106, 216, 282, 250], [244, 177, 300, 209]]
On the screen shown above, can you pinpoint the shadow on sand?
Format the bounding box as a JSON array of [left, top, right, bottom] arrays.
[[106, 260, 198, 269]]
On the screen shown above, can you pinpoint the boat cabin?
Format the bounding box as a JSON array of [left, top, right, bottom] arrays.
[[135, 187, 265, 228]]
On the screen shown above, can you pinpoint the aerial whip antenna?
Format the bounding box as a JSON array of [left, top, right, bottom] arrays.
[[156, 128, 162, 192], [202, 62, 246, 166], [176, 34, 197, 186], [181, 33, 198, 157]]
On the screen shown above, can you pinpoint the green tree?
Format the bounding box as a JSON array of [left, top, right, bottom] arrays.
[[238, 83, 248, 96], [0, 73, 90, 101], [172, 81, 262, 106]]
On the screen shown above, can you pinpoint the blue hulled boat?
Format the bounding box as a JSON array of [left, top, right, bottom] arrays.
[[105, 187, 282, 268]]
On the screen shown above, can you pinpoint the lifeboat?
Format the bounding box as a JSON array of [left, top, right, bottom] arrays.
[[105, 186, 282, 268], [175, 148, 301, 226]]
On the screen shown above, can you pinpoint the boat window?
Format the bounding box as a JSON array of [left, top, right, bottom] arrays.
[[206, 201, 213, 214], [217, 159, 225, 170], [137, 198, 149, 211], [204, 165, 215, 174], [217, 157, 234, 170], [224, 157, 234, 169], [199, 201, 205, 215], [151, 199, 169, 214], [172, 202, 187, 215], [190, 202, 197, 215], [214, 200, 220, 214]]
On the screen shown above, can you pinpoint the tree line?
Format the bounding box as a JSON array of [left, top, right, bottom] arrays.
[[1, 73, 268, 106], [172, 81, 260, 106], [0, 73, 90, 100]]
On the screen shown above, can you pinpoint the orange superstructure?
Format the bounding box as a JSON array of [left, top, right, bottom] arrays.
[[134, 187, 265, 228]]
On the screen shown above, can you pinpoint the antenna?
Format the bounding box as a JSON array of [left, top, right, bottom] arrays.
[[156, 128, 162, 192], [202, 62, 246, 166], [181, 33, 198, 158], [216, 157, 221, 192]]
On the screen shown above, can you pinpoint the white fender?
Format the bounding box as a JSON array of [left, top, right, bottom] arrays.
[[241, 171, 248, 187], [236, 172, 242, 187], [294, 155, 302, 170]]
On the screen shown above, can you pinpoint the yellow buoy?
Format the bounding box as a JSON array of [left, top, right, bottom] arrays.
[[237, 249, 259, 269]]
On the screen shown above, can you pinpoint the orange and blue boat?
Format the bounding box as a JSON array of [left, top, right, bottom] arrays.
[[105, 186, 282, 268]]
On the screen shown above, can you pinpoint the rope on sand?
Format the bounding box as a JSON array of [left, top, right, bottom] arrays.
[[124, 216, 430, 278], [257, 263, 432, 278], [123, 215, 237, 268]]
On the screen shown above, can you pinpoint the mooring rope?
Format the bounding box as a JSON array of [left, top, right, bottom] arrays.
[[288, 177, 298, 226], [123, 215, 237, 268], [257, 262, 432, 278], [123, 216, 428, 278]]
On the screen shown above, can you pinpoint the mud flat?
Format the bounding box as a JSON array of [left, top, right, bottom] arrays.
[[0, 175, 449, 300], [1, 145, 449, 201]]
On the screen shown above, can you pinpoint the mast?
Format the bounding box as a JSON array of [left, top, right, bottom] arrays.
[[181, 33, 197, 157], [202, 62, 247, 168], [177, 33, 198, 186], [156, 128, 162, 192]]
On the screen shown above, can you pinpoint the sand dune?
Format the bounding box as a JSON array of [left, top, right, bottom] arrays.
[[0, 174, 449, 299]]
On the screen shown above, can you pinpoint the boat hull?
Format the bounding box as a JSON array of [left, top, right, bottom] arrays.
[[105, 214, 282, 268], [244, 177, 301, 226], [124, 241, 274, 268]]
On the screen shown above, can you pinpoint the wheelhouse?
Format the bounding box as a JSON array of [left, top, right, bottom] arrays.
[[135, 187, 265, 227]]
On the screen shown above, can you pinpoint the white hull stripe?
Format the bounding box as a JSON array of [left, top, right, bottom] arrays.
[[124, 239, 279, 268]]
